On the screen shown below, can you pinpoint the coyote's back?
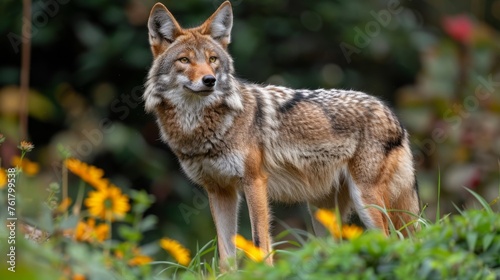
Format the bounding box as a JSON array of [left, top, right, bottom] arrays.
[[144, 1, 420, 269]]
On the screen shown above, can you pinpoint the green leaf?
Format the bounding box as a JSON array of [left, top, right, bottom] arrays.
[[37, 207, 55, 234], [138, 215, 158, 232], [118, 225, 142, 242], [482, 234, 494, 252], [58, 215, 79, 230], [466, 232, 478, 252]]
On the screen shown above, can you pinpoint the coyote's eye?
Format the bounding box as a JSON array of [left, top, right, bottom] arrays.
[[209, 56, 217, 63], [178, 57, 190, 64]]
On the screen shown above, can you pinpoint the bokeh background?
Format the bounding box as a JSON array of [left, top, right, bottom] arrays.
[[1, 0, 499, 251]]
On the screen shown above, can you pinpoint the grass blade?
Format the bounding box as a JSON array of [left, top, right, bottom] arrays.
[[451, 202, 464, 215], [436, 166, 441, 222], [365, 204, 398, 237], [275, 219, 311, 245], [463, 187, 493, 213]]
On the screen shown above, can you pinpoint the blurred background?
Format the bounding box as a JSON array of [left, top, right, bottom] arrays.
[[1, 0, 499, 251]]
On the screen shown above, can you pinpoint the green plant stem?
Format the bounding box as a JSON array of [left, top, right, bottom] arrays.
[[133, 209, 142, 231], [104, 213, 112, 259], [73, 180, 85, 218], [436, 166, 441, 223], [46, 190, 56, 208], [17, 151, 26, 173], [334, 207, 343, 243]]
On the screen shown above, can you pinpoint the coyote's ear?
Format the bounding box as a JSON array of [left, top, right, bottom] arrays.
[[201, 1, 233, 48], [148, 3, 182, 57]]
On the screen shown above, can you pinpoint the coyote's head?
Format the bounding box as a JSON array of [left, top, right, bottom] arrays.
[[144, 1, 236, 112]]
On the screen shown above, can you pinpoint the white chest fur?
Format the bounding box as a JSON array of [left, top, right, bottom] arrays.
[[179, 151, 245, 187]]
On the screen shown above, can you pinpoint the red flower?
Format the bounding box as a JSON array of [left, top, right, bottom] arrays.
[[442, 15, 473, 43]]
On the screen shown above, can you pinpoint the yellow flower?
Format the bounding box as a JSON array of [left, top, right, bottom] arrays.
[[315, 209, 363, 240], [233, 234, 265, 262], [11, 155, 39, 176], [74, 218, 109, 243], [65, 158, 108, 190], [341, 224, 363, 239], [128, 254, 153, 266], [72, 273, 86, 280], [315, 209, 342, 238], [114, 247, 153, 266], [160, 238, 191, 266], [84, 185, 130, 221], [114, 248, 124, 260], [0, 169, 6, 189]]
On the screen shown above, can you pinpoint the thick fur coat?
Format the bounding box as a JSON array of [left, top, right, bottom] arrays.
[[144, 1, 420, 269]]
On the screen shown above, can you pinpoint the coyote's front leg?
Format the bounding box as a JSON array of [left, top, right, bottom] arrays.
[[243, 149, 273, 265], [208, 189, 239, 271]]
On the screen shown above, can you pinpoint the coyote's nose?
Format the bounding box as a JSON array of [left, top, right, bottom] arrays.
[[202, 75, 216, 87]]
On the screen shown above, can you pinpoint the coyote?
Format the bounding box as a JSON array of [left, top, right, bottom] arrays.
[[144, 1, 420, 268]]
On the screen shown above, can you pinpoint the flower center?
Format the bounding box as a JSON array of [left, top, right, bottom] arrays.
[[104, 198, 113, 209]]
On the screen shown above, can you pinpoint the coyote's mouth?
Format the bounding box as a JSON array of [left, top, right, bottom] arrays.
[[183, 86, 214, 96]]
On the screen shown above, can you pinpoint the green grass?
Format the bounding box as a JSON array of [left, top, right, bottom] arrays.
[[149, 203, 500, 280], [154, 187, 500, 280]]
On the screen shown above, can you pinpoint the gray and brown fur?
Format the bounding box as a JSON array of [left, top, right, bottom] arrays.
[[144, 1, 420, 269]]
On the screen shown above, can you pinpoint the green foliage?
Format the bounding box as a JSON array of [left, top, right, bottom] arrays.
[[0, 163, 163, 279], [422, 210, 500, 270], [229, 210, 500, 280]]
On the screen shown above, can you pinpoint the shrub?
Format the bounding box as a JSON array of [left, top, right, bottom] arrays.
[[230, 210, 500, 280]]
